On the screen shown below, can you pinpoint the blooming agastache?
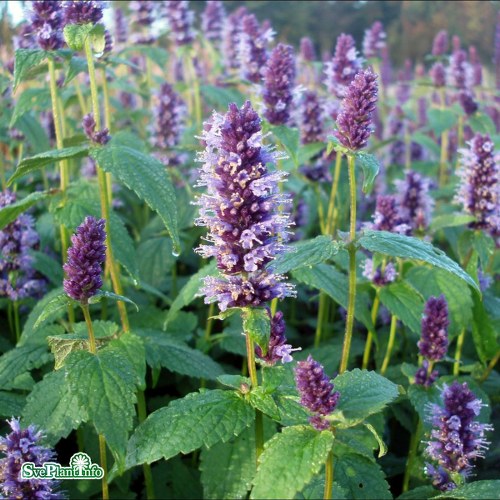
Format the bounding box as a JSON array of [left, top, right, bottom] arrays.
[[424, 382, 493, 490], [63, 0, 104, 26], [362, 21, 386, 59], [300, 37, 316, 62], [262, 43, 296, 125], [113, 7, 127, 44], [362, 259, 397, 287], [432, 30, 448, 57], [201, 0, 225, 44], [369, 194, 410, 234], [82, 113, 110, 145], [295, 355, 340, 431], [448, 49, 472, 90], [430, 62, 446, 88], [162, 0, 195, 47], [221, 6, 247, 70], [195, 101, 295, 311], [27, 0, 64, 50], [418, 295, 449, 361], [0, 418, 64, 499], [129, 0, 155, 27], [63, 216, 106, 304], [334, 69, 378, 152], [299, 90, 324, 144]]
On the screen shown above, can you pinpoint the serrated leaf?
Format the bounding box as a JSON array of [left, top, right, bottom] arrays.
[[109, 211, 140, 284], [271, 125, 300, 166], [468, 113, 496, 136], [33, 291, 72, 329], [356, 152, 379, 194], [435, 480, 500, 499], [217, 374, 250, 390], [251, 426, 334, 499], [63, 23, 94, 51], [7, 146, 89, 186], [363, 423, 387, 458], [48, 336, 91, 370], [331, 369, 400, 428], [379, 282, 424, 333], [107, 332, 146, 390], [88, 290, 139, 311], [10, 88, 51, 126], [0, 391, 25, 418], [358, 230, 478, 291], [430, 214, 476, 232], [14, 49, 47, 90], [471, 293, 499, 363], [65, 56, 87, 85], [412, 133, 440, 157], [428, 108, 458, 135], [90, 144, 180, 254], [271, 236, 340, 274], [0, 191, 50, 230], [137, 237, 174, 288], [137, 329, 224, 380], [242, 307, 270, 355], [472, 231, 495, 270], [248, 386, 280, 420], [126, 390, 254, 468], [22, 370, 88, 445], [398, 486, 439, 499], [407, 384, 442, 429], [65, 348, 138, 469]]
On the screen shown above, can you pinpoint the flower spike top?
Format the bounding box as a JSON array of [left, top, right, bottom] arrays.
[[201, 1, 225, 44], [162, 0, 195, 47], [432, 30, 448, 57], [333, 69, 378, 152], [418, 295, 449, 361], [63, 216, 106, 304], [27, 1, 65, 50], [362, 21, 386, 59], [63, 0, 105, 26], [195, 101, 295, 311], [82, 113, 110, 145]]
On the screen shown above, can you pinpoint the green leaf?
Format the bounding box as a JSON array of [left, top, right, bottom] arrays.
[[88, 290, 139, 311], [10, 88, 51, 126], [411, 133, 440, 157], [14, 49, 47, 90], [47, 336, 92, 370], [200, 84, 245, 109], [435, 481, 500, 499], [471, 293, 499, 363], [472, 231, 495, 270], [22, 370, 88, 445], [363, 422, 388, 458], [120, 46, 169, 69], [248, 386, 280, 420], [7, 146, 89, 186], [137, 329, 224, 380], [271, 125, 300, 166], [241, 307, 270, 355], [30, 251, 64, 285], [407, 384, 442, 428], [14, 113, 50, 153], [126, 390, 254, 468], [109, 211, 140, 284], [251, 426, 334, 499], [0, 191, 50, 230], [65, 56, 87, 85], [398, 486, 438, 499], [63, 23, 94, 51], [355, 152, 380, 194], [90, 144, 180, 254], [379, 282, 424, 333], [271, 236, 339, 274], [331, 369, 400, 428], [108, 332, 147, 390], [65, 348, 138, 469], [428, 108, 458, 135], [0, 391, 25, 418], [358, 230, 479, 291], [430, 214, 476, 232], [292, 264, 373, 330], [33, 291, 72, 329], [137, 237, 174, 288], [468, 113, 496, 136]]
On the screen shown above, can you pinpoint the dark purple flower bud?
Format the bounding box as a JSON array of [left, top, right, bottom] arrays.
[[196, 101, 295, 310], [430, 62, 446, 88], [432, 30, 448, 57], [295, 355, 340, 431], [0, 418, 64, 499], [238, 14, 273, 83], [63, 0, 104, 26], [300, 37, 316, 62], [262, 43, 296, 125], [221, 6, 247, 70], [334, 69, 378, 152], [63, 216, 106, 303], [455, 133, 500, 236], [202, 0, 225, 44], [113, 7, 127, 44], [324, 33, 362, 99], [9, 128, 25, 141], [362, 259, 397, 286], [424, 464, 456, 492], [299, 90, 324, 144], [82, 113, 110, 145], [103, 28, 113, 54], [425, 382, 493, 483], [162, 0, 195, 46], [130, 0, 155, 26], [369, 194, 410, 234], [418, 295, 449, 361], [415, 359, 439, 388], [362, 21, 386, 59], [459, 90, 478, 116], [448, 49, 471, 89], [394, 170, 434, 232], [27, 0, 64, 50], [255, 309, 300, 365]]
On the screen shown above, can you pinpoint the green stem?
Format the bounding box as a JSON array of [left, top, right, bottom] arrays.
[[314, 292, 328, 348], [204, 302, 215, 342], [339, 155, 357, 374], [98, 433, 109, 500], [101, 67, 114, 206], [323, 448, 334, 500], [402, 418, 422, 492], [479, 349, 500, 383], [453, 328, 466, 376], [81, 304, 97, 355], [137, 391, 155, 499], [362, 291, 380, 369], [13, 301, 20, 343], [381, 314, 398, 375], [325, 153, 343, 235]]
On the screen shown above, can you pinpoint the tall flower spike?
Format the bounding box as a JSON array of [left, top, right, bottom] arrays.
[[334, 69, 378, 152], [27, 0, 64, 50], [221, 6, 247, 70], [324, 33, 362, 99], [152, 83, 186, 149], [432, 30, 448, 57], [0, 418, 64, 499], [201, 0, 225, 44], [495, 11, 500, 91], [362, 21, 386, 59], [448, 49, 472, 90], [455, 133, 500, 238], [425, 382, 493, 489], [295, 355, 340, 430], [63, 0, 104, 26], [195, 101, 295, 311], [262, 43, 296, 125], [418, 295, 449, 361], [113, 7, 127, 44], [63, 216, 106, 304], [299, 90, 324, 144], [162, 0, 195, 47], [369, 194, 410, 234], [430, 62, 446, 88], [300, 37, 316, 62]]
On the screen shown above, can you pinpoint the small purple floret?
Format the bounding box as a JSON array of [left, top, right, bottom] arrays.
[[82, 113, 110, 145], [63, 0, 104, 26], [418, 295, 449, 361]]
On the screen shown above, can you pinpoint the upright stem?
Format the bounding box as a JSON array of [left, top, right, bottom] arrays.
[[101, 67, 113, 205], [362, 292, 380, 369], [323, 448, 334, 500], [339, 155, 357, 374], [81, 304, 97, 354], [380, 314, 398, 375], [137, 391, 155, 499], [325, 153, 343, 235], [314, 292, 328, 348], [480, 349, 500, 383], [402, 418, 422, 492], [13, 301, 21, 343], [453, 328, 466, 376]]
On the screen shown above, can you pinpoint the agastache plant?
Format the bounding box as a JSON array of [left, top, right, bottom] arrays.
[[362, 21, 386, 59], [221, 6, 247, 70], [162, 0, 195, 47], [27, 0, 64, 50], [201, 0, 225, 45]]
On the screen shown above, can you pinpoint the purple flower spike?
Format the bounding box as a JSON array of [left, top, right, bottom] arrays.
[[418, 295, 449, 361], [495, 12, 500, 91], [459, 90, 478, 116], [28, 1, 64, 50], [369, 195, 410, 234], [63, 216, 106, 304], [448, 49, 472, 90], [113, 8, 127, 44], [425, 382, 493, 488], [334, 69, 378, 152], [202, 1, 225, 44], [195, 101, 295, 311], [362, 21, 386, 59], [82, 113, 110, 145], [221, 6, 247, 70], [299, 90, 324, 144], [362, 259, 397, 287], [152, 83, 186, 150], [263, 43, 296, 125], [300, 37, 316, 62], [430, 62, 446, 88], [432, 30, 448, 57], [162, 0, 195, 47], [295, 355, 340, 431], [129, 1, 155, 27], [0, 418, 64, 499], [415, 360, 439, 388], [455, 133, 500, 237], [63, 0, 104, 26], [425, 464, 456, 492], [324, 33, 362, 99]]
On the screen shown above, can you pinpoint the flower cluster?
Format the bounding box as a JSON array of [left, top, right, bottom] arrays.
[[295, 355, 340, 430], [432, 30, 448, 57], [262, 43, 296, 125], [369, 194, 410, 234], [448, 49, 472, 90], [299, 90, 324, 144], [27, 0, 64, 51], [300, 37, 316, 62], [414, 359, 439, 388], [221, 6, 247, 70], [424, 382, 493, 490], [63, 216, 106, 304], [201, 1, 225, 44], [0, 191, 46, 301], [430, 62, 446, 88], [162, 0, 195, 47], [82, 113, 110, 145], [419, 294, 449, 356], [130, 0, 155, 27], [362, 21, 386, 59], [195, 101, 295, 311], [113, 7, 127, 44], [362, 259, 397, 287], [63, 0, 104, 26], [334, 69, 379, 151], [0, 418, 63, 499]]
